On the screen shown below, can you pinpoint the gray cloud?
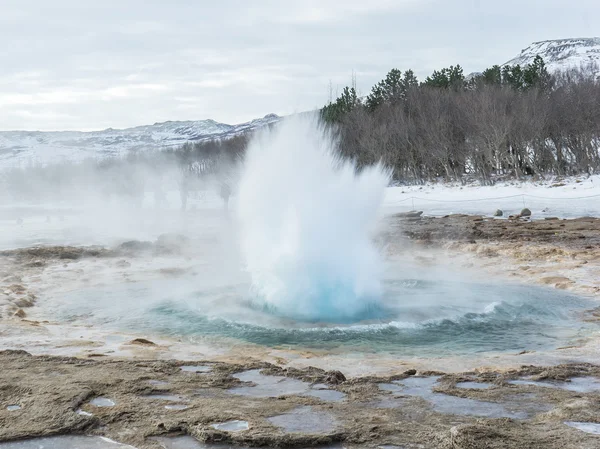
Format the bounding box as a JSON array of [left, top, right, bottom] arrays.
[[1, 0, 598, 131]]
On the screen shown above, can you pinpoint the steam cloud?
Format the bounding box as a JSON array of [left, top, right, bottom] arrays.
[[237, 115, 390, 322]]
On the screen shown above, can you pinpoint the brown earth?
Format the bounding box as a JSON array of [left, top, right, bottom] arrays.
[[1, 350, 600, 449]]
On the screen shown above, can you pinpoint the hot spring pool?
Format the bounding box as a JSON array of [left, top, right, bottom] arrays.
[[46, 273, 596, 357]]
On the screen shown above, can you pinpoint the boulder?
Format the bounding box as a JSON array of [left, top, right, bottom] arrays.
[[325, 370, 346, 384], [493, 209, 503, 217], [520, 208, 532, 217], [118, 240, 153, 252], [394, 211, 423, 219]]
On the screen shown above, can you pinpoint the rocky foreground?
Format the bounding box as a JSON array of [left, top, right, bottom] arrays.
[[1, 215, 600, 448], [1, 350, 600, 449]]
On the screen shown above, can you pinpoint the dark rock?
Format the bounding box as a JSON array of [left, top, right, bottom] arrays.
[[520, 208, 532, 217], [118, 240, 153, 252], [325, 370, 346, 384], [394, 211, 423, 219], [128, 338, 157, 346], [494, 209, 503, 217]]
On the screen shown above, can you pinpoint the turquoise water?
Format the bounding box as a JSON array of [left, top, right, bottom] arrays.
[[52, 275, 596, 357]]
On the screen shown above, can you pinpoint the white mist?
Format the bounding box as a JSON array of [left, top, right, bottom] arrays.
[[237, 115, 390, 322]]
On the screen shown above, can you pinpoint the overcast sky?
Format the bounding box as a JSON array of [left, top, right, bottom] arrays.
[[1, 0, 598, 131]]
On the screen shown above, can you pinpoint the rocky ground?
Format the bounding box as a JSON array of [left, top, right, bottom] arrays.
[[1, 215, 600, 448], [385, 213, 600, 299], [1, 350, 600, 449]]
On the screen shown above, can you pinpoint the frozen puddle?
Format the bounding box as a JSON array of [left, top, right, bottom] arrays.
[[377, 377, 545, 419], [77, 409, 93, 416], [180, 365, 211, 373], [509, 376, 600, 393], [565, 421, 600, 435], [0, 436, 136, 448], [165, 404, 189, 410], [267, 406, 338, 434], [6, 405, 21, 411], [90, 397, 116, 407], [229, 370, 345, 401], [211, 420, 249, 431], [456, 381, 494, 390], [303, 389, 347, 401], [152, 436, 345, 449]]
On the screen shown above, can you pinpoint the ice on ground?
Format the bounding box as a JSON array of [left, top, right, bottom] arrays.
[[229, 369, 344, 401], [508, 376, 600, 393], [90, 397, 116, 407], [564, 421, 600, 435], [377, 377, 546, 419], [210, 420, 249, 431], [0, 436, 136, 448], [267, 406, 338, 434], [455, 381, 494, 390], [164, 404, 189, 410]]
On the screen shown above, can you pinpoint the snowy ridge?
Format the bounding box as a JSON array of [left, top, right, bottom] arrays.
[[0, 113, 280, 168], [504, 38, 600, 75]]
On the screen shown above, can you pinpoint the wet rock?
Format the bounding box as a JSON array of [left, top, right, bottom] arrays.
[[394, 211, 423, 219], [13, 309, 26, 318], [520, 208, 532, 217], [404, 369, 417, 376], [494, 209, 503, 217], [13, 297, 34, 308], [118, 241, 153, 252], [127, 338, 156, 346], [326, 370, 346, 384]]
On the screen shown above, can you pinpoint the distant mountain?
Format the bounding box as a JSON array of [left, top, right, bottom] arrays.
[[0, 113, 281, 168], [504, 37, 600, 75]]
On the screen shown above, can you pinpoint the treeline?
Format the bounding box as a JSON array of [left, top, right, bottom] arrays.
[[322, 56, 600, 184]]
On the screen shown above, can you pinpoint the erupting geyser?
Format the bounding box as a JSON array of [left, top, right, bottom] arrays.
[[237, 115, 390, 322]]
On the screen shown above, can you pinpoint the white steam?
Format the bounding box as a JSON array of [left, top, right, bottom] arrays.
[[237, 115, 390, 322]]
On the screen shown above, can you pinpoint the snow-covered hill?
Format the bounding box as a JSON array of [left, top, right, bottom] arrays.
[[504, 37, 600, 75], [0, 114, 281, 168]]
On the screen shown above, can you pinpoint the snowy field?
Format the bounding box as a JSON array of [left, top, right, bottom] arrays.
[[0, 175, 599, 251], [383, 175, 600, 218]]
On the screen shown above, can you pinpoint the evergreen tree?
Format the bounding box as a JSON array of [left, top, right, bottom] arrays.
[[366, 68, 418, 111], [321, 86, 359, 123], [481, 65, 502, 85], [523, 55, 552, 91], [501, 64, 525, 90], [423, 65, 465, 89]]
